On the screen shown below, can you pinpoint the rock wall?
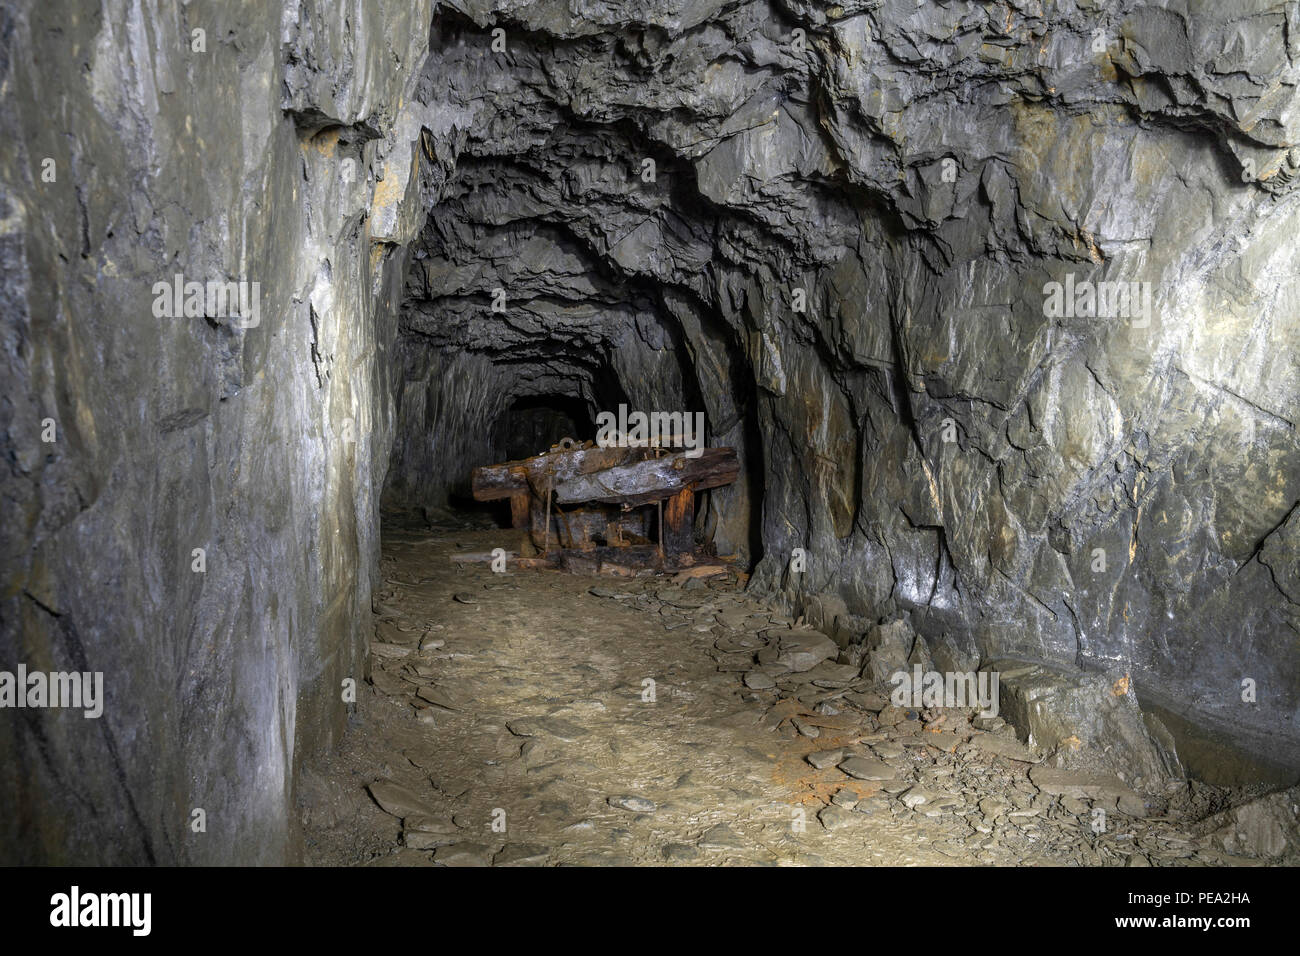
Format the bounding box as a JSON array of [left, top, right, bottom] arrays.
[[3, 0, 1297, 866], [0, 0, 436, 863], [386, 1, 1300, 778]]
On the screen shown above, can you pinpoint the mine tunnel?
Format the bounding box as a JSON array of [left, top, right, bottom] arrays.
[[495, 396, 594, 463], [2, 1, 1299, 884]]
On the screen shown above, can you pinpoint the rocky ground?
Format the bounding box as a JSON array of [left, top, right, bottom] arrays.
[[300, 516, 1297, 867]]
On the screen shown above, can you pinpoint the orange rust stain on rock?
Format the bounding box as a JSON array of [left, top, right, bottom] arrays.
[[308, 127, 340, 157], [370, 168, 405, 214], [768, 720, 871, 805]]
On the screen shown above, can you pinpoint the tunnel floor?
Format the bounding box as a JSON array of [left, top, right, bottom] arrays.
[[299, 518, 1240, 867]]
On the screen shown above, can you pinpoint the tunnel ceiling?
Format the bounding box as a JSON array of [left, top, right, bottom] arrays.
[[384, 1, 1300, 774]]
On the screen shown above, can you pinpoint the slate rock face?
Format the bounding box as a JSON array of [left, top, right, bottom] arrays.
[[863, 619, 930, 685], [1, 0, 437, 863], [994, 661, 1182, 791], [3, 0, 1299, 864], [1199, 785, 1300, 859], [382, 2, 1300, 777]]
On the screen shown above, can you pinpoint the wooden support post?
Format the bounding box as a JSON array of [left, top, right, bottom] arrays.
[[528, 491, 550, 552], [663, 484, 695, 556], [509, 490, 530, 529], [543, 479, 553, 554]]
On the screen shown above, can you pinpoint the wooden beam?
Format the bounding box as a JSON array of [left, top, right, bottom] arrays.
[[552, 447, 738, 507], [473, 447, 648, 501], [472, 463, 528, 501]]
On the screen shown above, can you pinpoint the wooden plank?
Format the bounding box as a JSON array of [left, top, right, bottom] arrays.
[[517, 446, 648, 496], [473, 447, 648, 501], [472, 462, 528, 500], [552, 447, 737, 507], [537, 483, 552, 553]]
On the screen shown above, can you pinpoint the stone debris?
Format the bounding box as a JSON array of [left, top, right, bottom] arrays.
[[791, 717, 821, 739], [506, 716, 588, 742], [494, 844, 552, 867], [608, 795, 657, 813], [661, 843, 701, 861], [416, 686, 464, 711], [818, 806, 857, 831], [433, 843, 494, 867], [965, 733, 1037, 762], [367, 781, 435, 819], [370, 642, 414, 660], [1197, 786, 1300, 859], [995, 662, 1182, 789], [774, 631, 840, 673], [806, 749, 846, 770], [697, 824, 746, 850], [1028, 765, 1140, 803], [862, 620, 927, 684], [839, 757, 898, 782], [307, 525, 1294, 868]]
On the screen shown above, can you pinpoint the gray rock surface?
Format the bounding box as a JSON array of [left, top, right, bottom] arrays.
[[1, 0, 436, 864], [4, 0, 1299, 864], [1199, 786, 1300, 859], [775, 629, 840, 672], [995, 660, 1180, 790], [864, 619, 929, 684]]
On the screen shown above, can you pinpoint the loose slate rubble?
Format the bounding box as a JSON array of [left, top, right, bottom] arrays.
[[774, 630, 840, 673], [608, 795, 657, 813], [315, 526, 1300, 867]]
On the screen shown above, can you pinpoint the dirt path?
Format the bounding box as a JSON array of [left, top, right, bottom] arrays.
[[300, 521, 1237, 867]]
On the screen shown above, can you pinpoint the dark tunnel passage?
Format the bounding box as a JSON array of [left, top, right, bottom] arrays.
[[3, 0, 1299, 879], [496, 395, 595, 461]]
